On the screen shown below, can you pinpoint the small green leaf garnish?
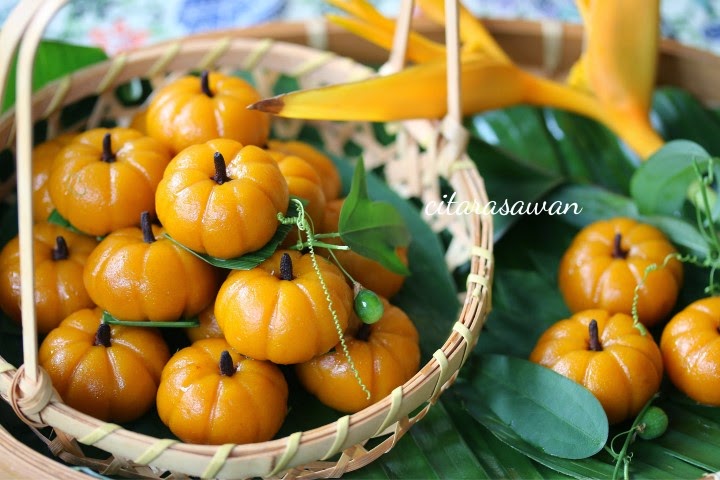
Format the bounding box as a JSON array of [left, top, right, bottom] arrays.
[[164, 197, 301, 270], [339, 158, 411, 275], [48, 209, 84, 234], [101, 310, 199, 328], [461, 353, 609, 460], [630, 140, 714, 216]]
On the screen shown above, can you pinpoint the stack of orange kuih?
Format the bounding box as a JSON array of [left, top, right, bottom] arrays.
[[0, 0, 491, 478]]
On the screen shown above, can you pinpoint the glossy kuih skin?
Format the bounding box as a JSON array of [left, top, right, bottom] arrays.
[[156, 338, 288, 445], [660, 297, 720, 406], [296, 298, 420, 413], [39, 308, 170, 423], [0, 222, 98, 333], [559, 217, 683, 328], [155, 138, 289, 259], [83, 221, 220, 322], [146, 70, 270, 154], [184, 300, 224, 344], [530, 309, 663, 424], [266, 139, 342, 201], [215, 250, 353, 364], [320, 198, 408, 299], [31, 133, 76, 222], [48, 127, 171, 237], [266, 151, 327, 228]]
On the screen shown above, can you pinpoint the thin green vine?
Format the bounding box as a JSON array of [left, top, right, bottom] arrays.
[[277, 198, 371, 400], [605, 393, 660, 480], [631, 158, 720, 331]]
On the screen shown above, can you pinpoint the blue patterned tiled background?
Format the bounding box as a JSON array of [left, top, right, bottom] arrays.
[[0, 0, 719, 56]]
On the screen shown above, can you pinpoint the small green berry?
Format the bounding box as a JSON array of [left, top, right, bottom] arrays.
[[354, 289, 383, 324], [637, 406, 668, 440]]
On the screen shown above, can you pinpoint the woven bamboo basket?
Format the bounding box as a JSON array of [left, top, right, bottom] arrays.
[[0, 0, 492, 478]]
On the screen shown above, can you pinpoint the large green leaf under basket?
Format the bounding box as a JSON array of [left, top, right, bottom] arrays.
[[0, 3, 492, 479]]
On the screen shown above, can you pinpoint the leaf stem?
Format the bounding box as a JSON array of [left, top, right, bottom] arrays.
[[288, 241, 350, 251], [312, 232, 342, 239], [291, 200, 371, 400], [101, 310, 199, 328], [610, 393, 660, 480]]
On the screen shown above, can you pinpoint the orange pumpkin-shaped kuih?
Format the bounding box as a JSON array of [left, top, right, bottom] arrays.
[[266, 139, 342, 202], [31, 133, 76, 222], [559, 217, 683, 327], [146, 70, 270, 154], [0, 222, 98, 333], [185, 300, 224, 344], [215, 250, 353, 364], [39, 307, 170, 423], [660, 297, 720, 406], [155, 138, 289, 259], [128, 108, 148, 134], [48, 127, 171, 236], [296, 298, 420, 413], [83, 212, 220, 322], [530, 309, 663, 424], [320, 198, 408, 299], [266, 150, 326, 227], [156, 338, 288, 445]]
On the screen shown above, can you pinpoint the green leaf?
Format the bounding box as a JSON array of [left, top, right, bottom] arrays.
[[444, 398, 547, 479], [326, 149, 459, 356], [629, 139, 711, 216], [3, 40, 107, 112], [461, 355, 609, 459], [652, 87, 720, 154], [101, 310, 199, 328], [460, 395, 616, 479], [339, 157, 411, 275], [547, 184, 639, 229], [541, 109, 639, 193], [47, 209, 86, 235], [405, 401, 487, 479], [469, 106, 563, 174], [640, 215, 709, 257], [465, 136, 564, 240], [477, 269, 570, 357], [163, 198, 299, 270]]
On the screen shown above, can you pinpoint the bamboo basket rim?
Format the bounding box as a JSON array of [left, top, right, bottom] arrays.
[[0, 2, 493, 478]]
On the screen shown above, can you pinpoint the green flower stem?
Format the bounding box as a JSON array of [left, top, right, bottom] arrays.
[[282, 198, 371, 400], [312, 232, 342, 239], [610, 393, 660, 480], [288, 241, 349, 251]]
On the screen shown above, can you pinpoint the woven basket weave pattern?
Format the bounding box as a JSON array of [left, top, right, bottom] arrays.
[[0, 2, 493, 478]]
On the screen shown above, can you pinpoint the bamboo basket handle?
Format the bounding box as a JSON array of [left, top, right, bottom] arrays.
[[0, 0, 45, 109], [11, 0, 69, 390]]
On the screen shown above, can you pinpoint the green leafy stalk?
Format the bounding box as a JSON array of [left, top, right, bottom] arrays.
[[607, 394, 661, 480], [278, 198, 371, 400], [101, 310, 199, 328], [339, 158, 411, 275]]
